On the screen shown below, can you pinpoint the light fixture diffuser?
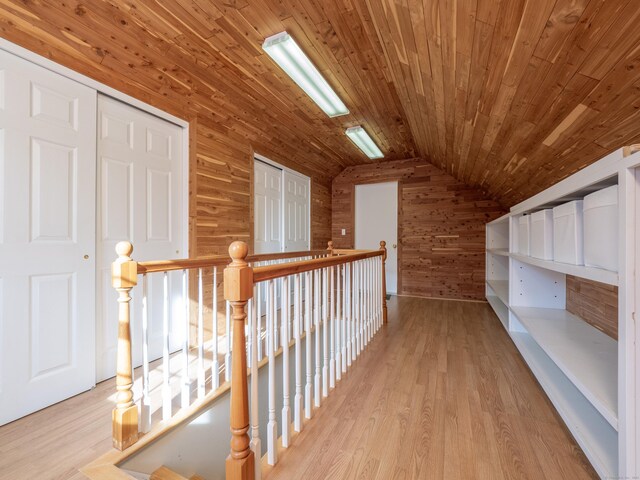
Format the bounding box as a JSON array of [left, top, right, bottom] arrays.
[[345, 126, 384, 159], [263, 32, 349, 118]]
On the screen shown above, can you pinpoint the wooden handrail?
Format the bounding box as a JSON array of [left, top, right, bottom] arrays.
[[107, 235, 388, 470], [137, 249, 329, 274], [223, 240, 388, 480], [252, 249, 384, 283]]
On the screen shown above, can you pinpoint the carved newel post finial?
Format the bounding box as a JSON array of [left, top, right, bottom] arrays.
[[224, 241, 255, 480], [111, 241, 139, 450], [327, 240, 334, 256], [379, 241, 388, 324]]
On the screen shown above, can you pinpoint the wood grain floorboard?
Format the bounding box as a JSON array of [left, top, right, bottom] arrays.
[[265, 296, 598, 480]]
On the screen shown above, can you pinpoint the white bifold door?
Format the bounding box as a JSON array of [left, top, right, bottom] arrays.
[[254, 159, 310, 254], [0, 50, 97, 424], [96, 95, 184, 381]]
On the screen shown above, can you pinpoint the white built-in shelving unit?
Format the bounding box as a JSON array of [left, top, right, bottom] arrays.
[[485, 147, 640, 479]]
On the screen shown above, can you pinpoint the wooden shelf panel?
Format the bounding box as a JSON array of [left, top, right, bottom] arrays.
[[486, 280, 508, 306], [487, 248, 509, 257], [510, 253, 618, 286], [511, 307, 618, 430], [510, 332, 618, 480]]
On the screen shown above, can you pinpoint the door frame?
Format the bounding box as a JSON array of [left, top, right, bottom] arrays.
[[351, 179, 402, 294], [252, 152, 311, 253]]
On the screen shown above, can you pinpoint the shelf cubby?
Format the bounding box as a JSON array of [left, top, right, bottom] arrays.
[[509, 253, 618, 286], [510, 306, 618, 429], [510, 330, 618, 479]]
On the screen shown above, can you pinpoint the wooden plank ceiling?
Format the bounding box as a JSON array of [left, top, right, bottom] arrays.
[[365, 0, 640, 205], [2, 1, 640, 205]]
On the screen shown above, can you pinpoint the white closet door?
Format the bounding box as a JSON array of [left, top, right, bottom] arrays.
[[283, 170, 310, 252], [254, 160, 282, 254], [0, 49, 97, 425], [97, 95, 184, 381]]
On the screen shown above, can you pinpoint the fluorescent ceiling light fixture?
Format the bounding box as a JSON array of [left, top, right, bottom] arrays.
[[263, 32, 349, 118], [345, 126, 384, 159]]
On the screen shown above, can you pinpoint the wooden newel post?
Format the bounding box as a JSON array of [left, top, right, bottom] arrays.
[[327, 240, 334, 256], [111, 241, 139, 450], [380, 241, 388, 324], [224, 241, 255, 480]]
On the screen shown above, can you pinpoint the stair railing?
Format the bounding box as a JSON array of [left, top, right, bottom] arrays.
[[223, 240, 388, 480], [110, 243, 331, 451]]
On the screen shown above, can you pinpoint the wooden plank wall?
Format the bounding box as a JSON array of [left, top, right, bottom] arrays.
[[332, 158, 506, 300], [566, 276, 618, 340], [0, 2, 338, 261]]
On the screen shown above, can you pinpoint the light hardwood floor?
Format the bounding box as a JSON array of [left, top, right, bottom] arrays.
[[0, 376, 114, 480], [0, 296, 597, 479], [265, 296, 598, 480]]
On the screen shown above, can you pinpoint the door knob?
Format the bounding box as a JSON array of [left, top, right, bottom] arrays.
[[392, 244, 397, 249]]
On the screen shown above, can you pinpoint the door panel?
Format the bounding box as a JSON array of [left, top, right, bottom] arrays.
[[0, 49, 97, 425], [97, 95, 184, 381], [283, 170, 310, 252], [254, 160, 282, 254], [355, 182, 398, 293]]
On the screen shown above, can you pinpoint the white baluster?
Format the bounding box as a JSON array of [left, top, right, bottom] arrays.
[[212, 267, 220, 390], [281, 276, 291, 448], [322, 268, 329, 397], [141, 274, 151, 432], [335, 264, 342, 382], [371, 259, 376, 332], [347, 262, 354, 367], [249, 290, 261, 480], [273, 262, 279, 349], [359, 260, 364, 354], [225, 300, 231, 382], [314, 269, 321, 408], [257, 278, 263, 361], [304, 270, 313, 419], [364, 259, 369, 347], [267, 279, 277, 465], [342, 262, 348, 373], [162, 272, 171, 421], [197, 268, 205, 399], [353, 261, 359, 360], [371, 259, 375, 336], [329, 265, 336, 389], [363, 260, 368, 347], [378, 257, 383, 330], [294, 274, 303, 432], [368, 259, 373, 339], [181, 269, 190, 409]]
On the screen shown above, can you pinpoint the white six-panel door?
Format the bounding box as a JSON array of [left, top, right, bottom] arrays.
[[97, 95, 184, 381], [283, 170, 310, 252], [254, 160, 283, 254], [0, 49, 97, 425]]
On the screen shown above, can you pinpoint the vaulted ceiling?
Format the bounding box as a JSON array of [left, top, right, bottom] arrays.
[[2, 1, 640, 206]]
